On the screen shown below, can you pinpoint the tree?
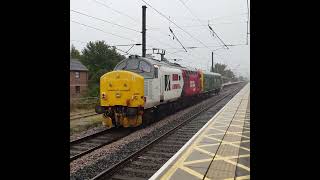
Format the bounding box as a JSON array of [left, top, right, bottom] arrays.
[[224, 69, 236, 81], [80, 41, 125, 96], [70, 44, 81, 59], [214, 63, 227, 75], [238, 76, 245, 81], [211, 63, 239, 82]]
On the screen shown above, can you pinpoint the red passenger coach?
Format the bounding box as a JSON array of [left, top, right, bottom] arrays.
[[181, 69, 202, 96]]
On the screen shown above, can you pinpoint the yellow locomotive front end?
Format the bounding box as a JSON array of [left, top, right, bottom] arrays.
[[96, 70, 145, 128]]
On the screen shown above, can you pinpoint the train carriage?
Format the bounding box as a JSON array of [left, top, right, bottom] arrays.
[[202, 72, 222, 94], [181, 69, 202, 97]]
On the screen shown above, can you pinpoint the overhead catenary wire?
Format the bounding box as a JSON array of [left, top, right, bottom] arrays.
[[92, 0, 184, 51], [92, 0, 140, 25], [148, 22, 248, 30], [163, 13, 248, 23], [140, 0, 216, 63], [177, 0, 229, 50], [169, 27, 187, 52], [92, 0, 174, 38], [90, 0, 248, 50], [91, 0, 219, 63], [70, 39, 132, 56], [70, 9, 141, 33], [208, 24, 229, 49], [71, 20, 138, 42], [141, 0, 212, 50], [75, 0, 224, 67]]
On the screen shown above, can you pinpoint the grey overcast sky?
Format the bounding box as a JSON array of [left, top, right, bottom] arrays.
[[70, 0, 250, 78]]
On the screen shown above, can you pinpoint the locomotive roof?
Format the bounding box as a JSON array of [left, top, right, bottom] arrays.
[[125, 55, 221, 76], [127, 55, 199, 71]]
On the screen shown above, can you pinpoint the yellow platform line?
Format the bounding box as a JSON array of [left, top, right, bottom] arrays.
[[156, 84, 250, 180], [179, 166, 211, 180], [224, 175, 250, 180]]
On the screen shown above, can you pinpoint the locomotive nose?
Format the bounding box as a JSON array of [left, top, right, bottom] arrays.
[[100, 70, 145, 107]]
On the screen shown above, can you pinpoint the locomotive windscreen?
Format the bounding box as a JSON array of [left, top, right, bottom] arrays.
[[114, 58, 155, 79]]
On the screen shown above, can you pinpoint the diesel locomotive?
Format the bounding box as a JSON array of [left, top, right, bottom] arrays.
[[95, 55, 222, 128]]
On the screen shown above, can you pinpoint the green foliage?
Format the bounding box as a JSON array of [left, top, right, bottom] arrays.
[[212, 63, 238, 82], [70, 44, 81, 59], [80, 41, 126, 97], [87, 82, 100, 97], [224, 69, 235, 79], [238, 76, 245, 81], [213, 63, 227, 75]]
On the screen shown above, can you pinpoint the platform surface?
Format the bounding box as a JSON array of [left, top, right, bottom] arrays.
[[150, 83, 250, 180]]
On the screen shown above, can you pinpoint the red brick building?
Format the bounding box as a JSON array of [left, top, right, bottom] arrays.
[[70, 58, 89, 98]]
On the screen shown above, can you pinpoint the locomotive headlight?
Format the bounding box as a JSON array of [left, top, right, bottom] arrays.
[[131, 96, 138, 100], [102, 92, 106, 99]]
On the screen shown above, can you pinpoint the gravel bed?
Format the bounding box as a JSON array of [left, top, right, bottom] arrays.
[[70, 84, 243, 179]]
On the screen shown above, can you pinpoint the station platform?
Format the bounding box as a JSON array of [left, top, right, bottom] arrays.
[[150, 83, 250, 180]]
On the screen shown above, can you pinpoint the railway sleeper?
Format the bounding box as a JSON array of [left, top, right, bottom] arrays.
[[150, 146, 181, 153], [130, 160, 160, 168], [70, 146, 92, 151], [144, 150, 175, 158], [158, 140, 186, 145], [137, 155, 168, 163]]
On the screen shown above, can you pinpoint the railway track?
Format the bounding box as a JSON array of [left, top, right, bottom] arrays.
[[70, 111, 98, 120], [70, 128, 133, 162], [90, 83, 245, 180]]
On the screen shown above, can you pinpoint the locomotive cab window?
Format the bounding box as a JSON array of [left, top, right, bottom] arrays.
[[139, 61, 151, 72], [126, 59, 139, 70], [114, 59, 154, 79], [115, 61, 126, 70]]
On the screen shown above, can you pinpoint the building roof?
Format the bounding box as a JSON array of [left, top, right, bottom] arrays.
[[70, 59, 88, 71]]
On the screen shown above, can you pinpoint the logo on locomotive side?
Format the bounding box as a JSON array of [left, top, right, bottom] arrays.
[[172, 84, 181, 89]]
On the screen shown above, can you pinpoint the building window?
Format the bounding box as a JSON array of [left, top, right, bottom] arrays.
[[76, 86, 80, 94], [75, 72, 80, 78]]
